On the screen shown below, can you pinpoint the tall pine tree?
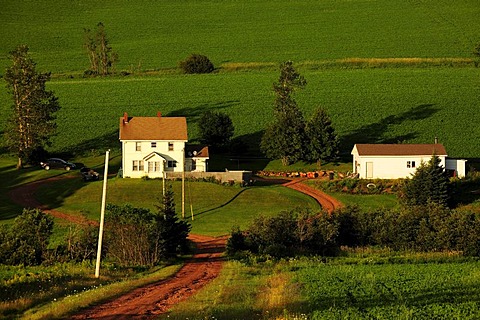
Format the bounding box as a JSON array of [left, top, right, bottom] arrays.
[[4, 45, 60, 169], [400, 155, 450, 207], [304, 107, 339, 163], [261, 61, 306, 166]]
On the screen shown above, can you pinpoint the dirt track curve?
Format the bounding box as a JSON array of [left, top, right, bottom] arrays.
[[282, 178, 343, 213], [8, 175, 341, 318]]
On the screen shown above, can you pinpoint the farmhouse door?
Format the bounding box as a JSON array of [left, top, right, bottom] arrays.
[[366, 162, 373, 179]]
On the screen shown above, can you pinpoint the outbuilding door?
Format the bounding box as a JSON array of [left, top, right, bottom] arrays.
[[366, 162, 373, 179]]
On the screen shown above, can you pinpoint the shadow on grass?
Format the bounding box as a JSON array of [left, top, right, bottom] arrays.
[[59, 130, 121, 159], [194, 188, 249, 218], [340, 104, 440, 152]]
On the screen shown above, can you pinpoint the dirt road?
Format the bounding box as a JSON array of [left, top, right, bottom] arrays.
[[71, 234, 226, 320], [8, 175, 341, 318], [283, 178, 343, 213]]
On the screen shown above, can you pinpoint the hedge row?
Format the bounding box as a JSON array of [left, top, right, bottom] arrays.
[[227, 204, 480, 258]]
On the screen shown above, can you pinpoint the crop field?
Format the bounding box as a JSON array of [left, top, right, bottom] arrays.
[[1, 67, 478, 159], [161, 256, 480, 319], [1, 0, 479, 161], [0, 0, 479, 73]]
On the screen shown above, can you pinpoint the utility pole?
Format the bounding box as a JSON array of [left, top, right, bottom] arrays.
[[95, 149, 109, 278]]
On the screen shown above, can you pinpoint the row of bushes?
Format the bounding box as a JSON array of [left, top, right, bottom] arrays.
[[227, 204, 480, 258], [313, 178, 402, 195]]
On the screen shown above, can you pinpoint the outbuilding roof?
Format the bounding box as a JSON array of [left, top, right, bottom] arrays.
[[119, 113, 188, 141], [352, 144, 447, 156]]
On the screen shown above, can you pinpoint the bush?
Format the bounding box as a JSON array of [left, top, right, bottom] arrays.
[[0, 209, 53, 266], [179, 54, 214, 74]]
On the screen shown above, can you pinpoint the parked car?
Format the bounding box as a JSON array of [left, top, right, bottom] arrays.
[[80, 167, 100, 181], [40, 158, 76, 171]]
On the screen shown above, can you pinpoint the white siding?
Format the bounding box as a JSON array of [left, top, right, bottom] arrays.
[[121, 140, 186, 178], [353, 154, 447, 179]]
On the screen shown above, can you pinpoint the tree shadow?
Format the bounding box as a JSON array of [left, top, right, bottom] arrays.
[[59, 130, 121, 159], [339, 104, 440, 153], [194, 188, 249, 218], [167, 100, 240, 123]]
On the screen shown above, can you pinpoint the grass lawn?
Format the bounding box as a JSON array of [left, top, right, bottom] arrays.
[[34, 175, 321, 237]]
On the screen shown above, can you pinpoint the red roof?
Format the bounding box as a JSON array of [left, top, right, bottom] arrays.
[[119, 116, 188, 141], [353, 144, 447, 156]]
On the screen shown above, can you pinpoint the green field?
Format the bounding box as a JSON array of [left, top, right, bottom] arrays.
[[1, 0, 479, 160], [1, 67, 479, 160], [1, 1, 480, 318], [160, 255, 480, 319], [0, 0, 478, 73]]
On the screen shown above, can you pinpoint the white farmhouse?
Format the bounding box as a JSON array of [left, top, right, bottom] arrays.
[[119, 112, 209, 178], [351, 143, 466, 179]]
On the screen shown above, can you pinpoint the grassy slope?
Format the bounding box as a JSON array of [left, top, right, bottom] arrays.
[[34, 176, 320, 237]]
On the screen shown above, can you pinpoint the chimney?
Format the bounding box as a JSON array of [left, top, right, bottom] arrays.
[[123, 112, 128, 124], [157, 111, 162, 118], [434, 136, 438, 144]]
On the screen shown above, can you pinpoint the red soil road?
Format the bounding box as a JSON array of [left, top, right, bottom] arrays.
[[71, 234, 226, 320], [283, 178, 343, 213], [8, 175, 341, 318]]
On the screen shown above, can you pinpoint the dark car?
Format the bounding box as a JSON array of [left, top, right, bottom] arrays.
[[40, 158, 76, 171], [80, 167, 100, 181]]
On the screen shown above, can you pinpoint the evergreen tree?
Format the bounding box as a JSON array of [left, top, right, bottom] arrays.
[[400, 155, 450, 207], [154, 185, 191, 257], [261, 61, 306, 166], [304, 107, 339, 163], [4, 45, 60, 169]]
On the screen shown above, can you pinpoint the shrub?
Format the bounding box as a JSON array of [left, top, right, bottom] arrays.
[[0, 209, 53, 266], [179, 54, 214, 74]]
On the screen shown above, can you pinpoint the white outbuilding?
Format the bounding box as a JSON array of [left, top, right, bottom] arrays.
[[351, 144, 466, 179]]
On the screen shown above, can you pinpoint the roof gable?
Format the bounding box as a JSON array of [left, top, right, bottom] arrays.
[[353, 144, 447, 156], [119, 116, 188, 141]]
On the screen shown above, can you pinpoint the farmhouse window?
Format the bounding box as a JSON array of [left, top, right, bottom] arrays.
[[151, 142, 157, 148], [167, 160, 177, 168], [148, 161, 161, 172], [133, 160, 144, 171], [136, 142, 141, 151], [407, 161, 416, 168], [168, 142, 174, 151]]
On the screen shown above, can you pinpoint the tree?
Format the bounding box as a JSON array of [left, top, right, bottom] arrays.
[[83, 22, 118, 76], [304, 107, 339, 163], [261, 61, 306, 166], [4, 45, 60, 169], [198, 110, 234, 149], [154, 185, 191, 257], [0, 209, 54, 266], [399, 155, 450, 207], [105, 187, 190, 266], [474, 42, 480, 67], [180, 54, 214, 74]]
